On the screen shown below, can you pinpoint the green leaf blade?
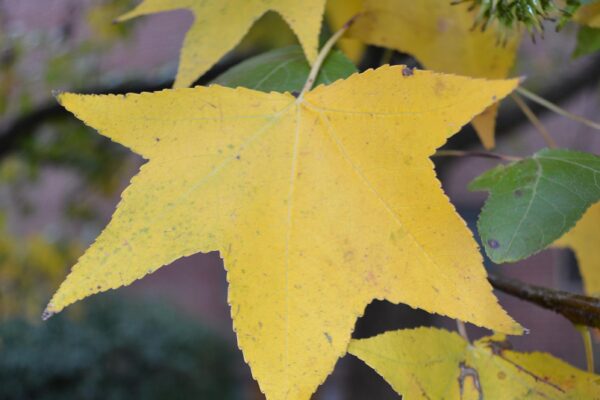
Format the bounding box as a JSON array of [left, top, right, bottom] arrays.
[[212, 45, 358, 93], [470, 149, 600, 263]]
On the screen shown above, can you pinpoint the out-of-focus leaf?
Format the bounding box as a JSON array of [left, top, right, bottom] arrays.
[[118, 0, 327, 88], [349, 0, 521, 149], [574, 26, 600, 57], [325, 0, 365, 63], [575, 1, 600, 27], [553, 202, 600, 296]]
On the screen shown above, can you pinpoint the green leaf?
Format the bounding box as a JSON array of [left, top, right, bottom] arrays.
[[470, 148, 600, 263], [573, 26, 600, 58], [212, 45, 357, 93]]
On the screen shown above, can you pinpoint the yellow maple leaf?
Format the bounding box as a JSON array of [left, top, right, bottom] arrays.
[[117, 0, 325, 88], [349, 0, 521, 149], [554, 202, 600, 296], [349, 327, 600, 399], [325, 0, 365, 63], [575, 2, 600, 28], [48, 66, 521, 399]]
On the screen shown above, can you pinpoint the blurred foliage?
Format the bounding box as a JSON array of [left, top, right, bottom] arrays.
[[0, 296, 238, 400], [0, 214, 82, 320], [0, 117, 130, 321], [14, 119, 128, 194], [0, 0, 136, 120], [574, 25, 600, 56], [0, 0, 140, 320]]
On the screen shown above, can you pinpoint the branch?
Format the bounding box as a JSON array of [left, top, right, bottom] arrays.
[[0, 56, 243, 159], [0, 80, 170, 159], [488, 272, 600, 329]]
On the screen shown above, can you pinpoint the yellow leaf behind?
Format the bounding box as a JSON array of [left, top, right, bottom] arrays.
[[554, 202, 600, 296], [118, 0, 325, 88], [325, 0, 365, 63], [349, 328, 600, 399], [349, 0, 520, 148], [50, 66, 520, 399]]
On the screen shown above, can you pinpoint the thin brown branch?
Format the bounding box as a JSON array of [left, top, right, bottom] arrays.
[[517, 87, 600, 131], [434, 149, 521, 161], [488, 273, 600, 329], [511, 93, 557, 148]]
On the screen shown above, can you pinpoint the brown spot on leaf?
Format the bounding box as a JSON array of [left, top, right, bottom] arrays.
[[488, 239, 500, 249], [437, 17, 450, 33], [434, 79, 446, 95]]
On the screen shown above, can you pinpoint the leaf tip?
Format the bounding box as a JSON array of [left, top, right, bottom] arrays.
[[51, 89, 63, 99], [41, 306, 56, 321]]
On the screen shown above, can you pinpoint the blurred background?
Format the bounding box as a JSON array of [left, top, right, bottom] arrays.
[[0, 0, 599, 399]]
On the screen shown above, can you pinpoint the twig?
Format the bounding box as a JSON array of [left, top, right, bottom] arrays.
[[575, 325, 595, 373], [2, 52, 599, 164], [488, 273, 600, 329], [516, 87, 600, 131], [433, 149, 522, 161], [511, 93, 557, 148], [299, 13, 361, 98]]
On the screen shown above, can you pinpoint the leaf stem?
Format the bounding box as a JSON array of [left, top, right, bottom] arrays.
[[575, 325, 595, 373], [456, 320, 470, 342], [511, 93, 557, 148], [516, 87, 600, 131], [298, 13, 361, 99], [433, 149, 522, 162]]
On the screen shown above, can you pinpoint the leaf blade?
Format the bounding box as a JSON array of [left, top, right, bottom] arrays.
[[471, 148, 600, 263], [50, 67, 520, 400]]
